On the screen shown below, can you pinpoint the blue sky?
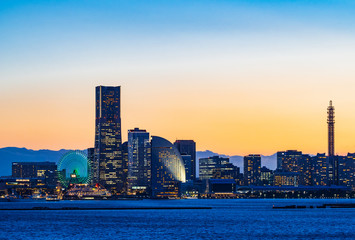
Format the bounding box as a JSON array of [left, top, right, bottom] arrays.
[[1, 0, 355, 154]]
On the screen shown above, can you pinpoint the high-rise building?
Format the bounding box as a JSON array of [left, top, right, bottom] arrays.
[[311, 153, 328, 186], [151, 136, 186, 199], [174, 140, 196, 180], [12, 162, 57, 186], [94, 86, 125, 194], [243, 154, 261, 186], [339, 153, 355, 188], [299, 154, 312, 186], [127, 128, 151, 196], [337, 154, 353, 187]]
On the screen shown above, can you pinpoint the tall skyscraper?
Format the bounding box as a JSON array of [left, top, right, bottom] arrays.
[[174, 140, 196, 180], [127, 128, 151, 196], [94, 86, 125, 194], [151, 136, 186, 199], [327, 100, 335, 157], [243, 154, 261, 186]]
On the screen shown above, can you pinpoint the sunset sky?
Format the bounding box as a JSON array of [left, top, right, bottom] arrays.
[[1, 0, 355, 155]]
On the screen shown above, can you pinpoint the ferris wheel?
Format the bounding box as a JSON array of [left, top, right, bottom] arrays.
[[57, 150, 92, 187]]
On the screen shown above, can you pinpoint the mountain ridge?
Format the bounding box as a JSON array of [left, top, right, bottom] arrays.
[[0, 147, 277, 177]]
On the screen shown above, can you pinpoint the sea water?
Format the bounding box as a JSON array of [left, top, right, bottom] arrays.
[[0, 199, 354, 239]]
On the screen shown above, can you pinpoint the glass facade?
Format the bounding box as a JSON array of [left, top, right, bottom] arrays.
[[174, 140, 196, 181], [128, 128, 151, 196], [151, 136, 186, 199], [94, 86, 125, 194]]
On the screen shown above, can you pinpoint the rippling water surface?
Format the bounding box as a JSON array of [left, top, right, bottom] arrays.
[[1, 199, 354, 239]]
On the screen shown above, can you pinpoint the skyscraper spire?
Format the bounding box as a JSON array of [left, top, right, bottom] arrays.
[[327, 100, 335, 156]]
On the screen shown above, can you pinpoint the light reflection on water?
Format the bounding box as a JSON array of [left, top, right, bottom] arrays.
[[0, 199, 354, 240]]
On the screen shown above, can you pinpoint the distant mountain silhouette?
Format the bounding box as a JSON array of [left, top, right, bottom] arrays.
[[0, 147, 277, 178], [0, 147, 77, 177], [196, 151, 277, 175]]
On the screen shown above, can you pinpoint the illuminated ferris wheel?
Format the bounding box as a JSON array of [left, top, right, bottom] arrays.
[[57, 150, 92, 187]]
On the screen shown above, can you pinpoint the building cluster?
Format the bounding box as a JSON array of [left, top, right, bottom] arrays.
[[0, 162, 58, 197], [87, 86, 193, 198], [0, 88, 354, 199], [243, 151, 355, 188]]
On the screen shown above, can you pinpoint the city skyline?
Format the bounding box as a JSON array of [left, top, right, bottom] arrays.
[[1, 1, 355, 155]]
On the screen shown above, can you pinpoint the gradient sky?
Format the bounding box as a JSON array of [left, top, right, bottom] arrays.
[[1, 0, 355, 155]]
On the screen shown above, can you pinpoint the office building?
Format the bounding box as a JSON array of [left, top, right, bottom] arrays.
[[299, 154, 312, 186], [12, 162, 57, 186], [337, 154, 354, 188], [260, 167, 273, 186], [174, 140, 196, 180], [277, 150, 303, 172], [199, 156, 235, 180], [151, 136, 186, 199], [94, 86, 125, 194], [311, 153, 328, 186], [243, 154, 261, 186], [127, 128, 151, 196], [273, 171, 300, 186]]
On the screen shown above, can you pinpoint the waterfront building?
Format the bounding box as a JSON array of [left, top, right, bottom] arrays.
[[199, 156, 234, 180], [94, 86, 125, 194], [311, 153, 328, 186], [338, 154, 354, 188], [260, 167, 273, 186], [243, 154, 261, 186], [127, 128, 151, 196], [273, 171, 300, 186], [208, 179, 237, 193], [12, 162, 57, 186], [151, 136, 186, 199], [0, 177, 53, 196], [277, 150, 303, 172], [299, 154, 312, 186], [174, 140, 196, 180]]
